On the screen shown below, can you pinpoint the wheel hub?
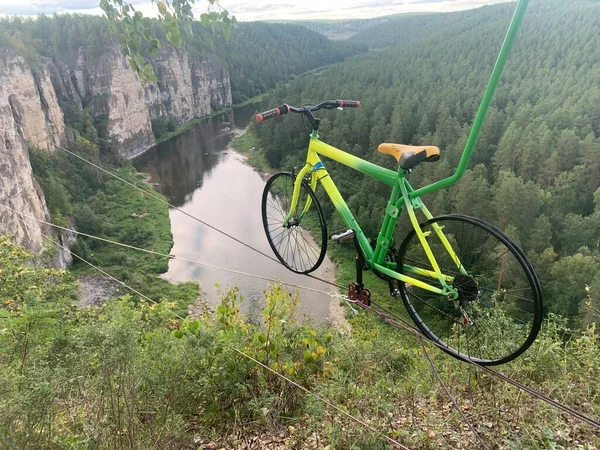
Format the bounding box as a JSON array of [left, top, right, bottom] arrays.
[[286, 218, 299, 228], [453, 274, 479, 304]]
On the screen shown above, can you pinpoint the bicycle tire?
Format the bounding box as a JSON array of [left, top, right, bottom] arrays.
[[397, 214, 542, 366], [261, 172, 327, 274]]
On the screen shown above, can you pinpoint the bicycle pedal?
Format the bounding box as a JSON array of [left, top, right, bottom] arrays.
[[330, 229, 355, 243], [348, 282, 371, 306]]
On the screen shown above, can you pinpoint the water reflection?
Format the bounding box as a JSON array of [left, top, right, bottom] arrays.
[[134, 105, 338, 324], [135, 111, 235, 206]]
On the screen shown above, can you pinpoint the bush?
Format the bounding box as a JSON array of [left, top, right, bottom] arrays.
[[151, 116, 175, 139]]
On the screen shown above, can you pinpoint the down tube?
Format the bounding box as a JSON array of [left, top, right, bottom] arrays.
[[318, 173, 374, 260]]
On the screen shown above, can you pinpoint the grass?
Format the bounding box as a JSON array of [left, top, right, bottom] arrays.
[[3, 236, 600, 449], [231, 128, 272, 173]]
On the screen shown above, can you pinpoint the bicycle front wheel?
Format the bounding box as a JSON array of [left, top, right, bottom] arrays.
[[261, 172, 327, 274], [398, 215, 542, 366]]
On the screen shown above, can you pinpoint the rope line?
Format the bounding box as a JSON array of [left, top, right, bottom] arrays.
[[0, 203, 339, 298], [231, 347, 411, 450], [417, 334, 490, 449], [40, 231, 188, 320], [11, 212, 411, 449], [30, 144, 600, 435], [362, 300, 600, 431], [53, 144, 342, 291]]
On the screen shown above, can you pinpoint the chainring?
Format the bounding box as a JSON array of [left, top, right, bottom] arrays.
[[372, 240, 399, 282]]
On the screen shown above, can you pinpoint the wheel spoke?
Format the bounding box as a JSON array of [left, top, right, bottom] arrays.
[[399, 216, 541, 365], [261, 173, 326, 274]]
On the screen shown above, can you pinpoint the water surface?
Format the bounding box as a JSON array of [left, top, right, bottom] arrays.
[[134, 107, 338, 323]]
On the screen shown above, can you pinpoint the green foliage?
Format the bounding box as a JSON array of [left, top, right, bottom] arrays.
[[99, 0, 235, 82], [188, 22, 364, 104], [28, 113, 190, 306], [150, 115, 176, 139], [254, 0, 600, 327], [1, 237, 599, 448], [0, 247, 332, 447], [231, 129, 270, 171], [0, 14, 361, 110]]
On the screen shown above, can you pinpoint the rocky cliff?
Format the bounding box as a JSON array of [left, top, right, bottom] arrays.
[[0, 43, 232, 256], [0, 50, 63, 257], [146, 49, 232, 125], [49, 44, 232, 159]]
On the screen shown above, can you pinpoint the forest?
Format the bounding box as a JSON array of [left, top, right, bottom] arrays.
[[254, 0, 600, 330], [0, 14, 362, 105], [1, 0, 600, 447]]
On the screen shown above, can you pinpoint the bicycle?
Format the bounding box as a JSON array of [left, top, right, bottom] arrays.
[[256, 0, 541, 366]]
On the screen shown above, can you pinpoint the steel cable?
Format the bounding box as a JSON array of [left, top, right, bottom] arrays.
[[16, 145, 600, 433], [52, 143, 343, 291], [364, 300, 600, 430], [10, 211, 411, 449], [0, 203, 342, 298]]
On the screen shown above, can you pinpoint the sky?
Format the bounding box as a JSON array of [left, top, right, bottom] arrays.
[[0, 0, 513, 21]]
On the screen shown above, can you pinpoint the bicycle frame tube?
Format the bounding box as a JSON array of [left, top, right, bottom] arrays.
[[409, 0, 529, 199], [289, 137, 459, 296], [282, 0, 529, 295]]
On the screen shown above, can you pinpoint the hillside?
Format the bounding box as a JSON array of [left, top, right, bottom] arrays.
[[291, 14, 431, 40], [188, 22, 364, 104], [0, 14, 362, 256], [254, 0, 600, 329], [2, 235, 599, 448], [1, 1, 600, 448]]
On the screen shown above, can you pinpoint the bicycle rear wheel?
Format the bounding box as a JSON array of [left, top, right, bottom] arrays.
[[398, 214, 542, 366], [261, 172, 327, 274]]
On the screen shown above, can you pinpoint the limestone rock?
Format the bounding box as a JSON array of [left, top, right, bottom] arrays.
[[0, 51, 58, 254]]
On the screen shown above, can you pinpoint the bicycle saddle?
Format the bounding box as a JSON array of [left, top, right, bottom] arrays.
[[377, 143, 440, 170]]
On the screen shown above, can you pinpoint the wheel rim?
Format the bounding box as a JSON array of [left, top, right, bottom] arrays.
[[399, 215, 542, 365], [262, 173, 327, 274]]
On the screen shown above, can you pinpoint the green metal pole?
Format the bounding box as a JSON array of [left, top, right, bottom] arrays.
[[410, 0, 529, 199]]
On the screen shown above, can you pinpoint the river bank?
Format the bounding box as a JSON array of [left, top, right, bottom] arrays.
[[230, 128, 351, 332], [134, 109, 345, 325], [154, 95, 266, 145]]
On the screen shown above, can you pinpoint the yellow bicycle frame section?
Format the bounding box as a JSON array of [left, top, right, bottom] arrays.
[[286, 135, 464, 297]]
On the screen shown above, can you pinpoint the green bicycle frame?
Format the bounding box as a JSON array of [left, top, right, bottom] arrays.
[[286, 0, 529, 296]]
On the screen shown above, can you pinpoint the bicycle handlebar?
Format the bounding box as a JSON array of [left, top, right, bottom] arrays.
[[255, 104, 290, 122], [256, 100, 360, 122]]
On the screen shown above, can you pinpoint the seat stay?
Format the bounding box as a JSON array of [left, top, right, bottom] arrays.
[[282, 137, 462, 298], [399, 178, 455, 292], [405, 181, 468, 276]]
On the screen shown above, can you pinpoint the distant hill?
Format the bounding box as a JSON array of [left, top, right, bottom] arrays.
[[188, 21, 365, 103], [285, 13, 432, 40]]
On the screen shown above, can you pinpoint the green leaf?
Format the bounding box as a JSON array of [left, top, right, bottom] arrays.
[[303, 350, 312, 362], [157, 1, 167, 15]]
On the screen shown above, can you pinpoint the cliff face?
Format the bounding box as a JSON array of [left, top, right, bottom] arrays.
[[52, 44, 232, 158], [146, 49, 232, 124], [0, 50, 62, 256], [0, 43, 232, 257]]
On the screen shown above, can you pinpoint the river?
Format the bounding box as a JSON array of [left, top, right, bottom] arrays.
[[134, 106, 340, 324]]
